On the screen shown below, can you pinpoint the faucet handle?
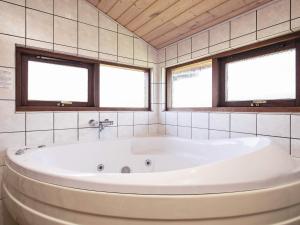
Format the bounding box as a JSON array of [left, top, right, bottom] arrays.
[[88, 119, 99, 127]]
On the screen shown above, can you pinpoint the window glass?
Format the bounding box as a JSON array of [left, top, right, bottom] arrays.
[[99, 64, 148, 108], [171, 60, 212, 108], [226, 49, 296, 102], [28, 61, 88, 102]]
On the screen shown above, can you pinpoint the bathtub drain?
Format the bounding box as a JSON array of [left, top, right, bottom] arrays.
[[97, 164, 104, 172], [121, 166, 131, 173]]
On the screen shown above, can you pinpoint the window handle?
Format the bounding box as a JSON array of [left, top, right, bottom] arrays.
[[251, 100, 266, 107], [57, 101, 72, 107]]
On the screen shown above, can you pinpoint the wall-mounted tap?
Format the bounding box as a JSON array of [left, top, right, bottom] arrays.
[[89, 119, 114, 132]]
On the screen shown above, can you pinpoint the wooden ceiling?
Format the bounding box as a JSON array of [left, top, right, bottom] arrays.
[[87, 0, 273, 49]]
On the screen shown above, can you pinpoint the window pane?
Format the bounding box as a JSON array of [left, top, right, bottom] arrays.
[[226, 49, 296, 102], [99, 64, 148, 108], [171, 61, 212, 108], [28, 61, 88, 102]]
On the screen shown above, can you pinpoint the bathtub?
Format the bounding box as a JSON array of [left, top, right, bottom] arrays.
[[3, 137, 300, 225]]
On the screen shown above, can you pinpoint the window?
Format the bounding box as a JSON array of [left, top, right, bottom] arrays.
[[28, 61, 88, 102], [219, 39, 299, 107], [166, 60, 212, 109], [99, 63, 150, 110], [16, 46, 98, 110], [225, 49, 296, 102]]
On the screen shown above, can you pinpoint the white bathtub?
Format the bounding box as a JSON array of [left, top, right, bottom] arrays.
[[3, 137, 300, 225]]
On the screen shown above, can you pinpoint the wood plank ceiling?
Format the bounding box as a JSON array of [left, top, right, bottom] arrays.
[[87, 0, 273, 49]]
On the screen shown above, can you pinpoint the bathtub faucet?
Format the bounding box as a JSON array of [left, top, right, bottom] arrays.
[[89, 119, 114, 132]]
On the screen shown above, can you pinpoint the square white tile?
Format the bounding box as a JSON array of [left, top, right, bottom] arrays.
[[166, 112, 177, 125], [209, 113, 230, 131], [118, 112, 134, 126], [118, 126, 133, 138], [178, 126, 191, 139], [192, 128, 208, 140], [26, 112, 53, 131], [54, 112, 78, 129], [192, 112, 208, 128], [178, 112, 191, 127], [231, 113, 256, 134], [257, 114, 290, 137]]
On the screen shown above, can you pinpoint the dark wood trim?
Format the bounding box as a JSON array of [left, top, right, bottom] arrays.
[[16, 45, 151, 112], [166, 107, 300, 113], [212, 58, 220, 107], [165, 31, 300, 112], [218, 39, 298, 107]]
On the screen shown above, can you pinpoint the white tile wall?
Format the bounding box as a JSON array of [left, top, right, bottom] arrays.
[[0, 0, 160, 185], [156, 0, 300, 157]]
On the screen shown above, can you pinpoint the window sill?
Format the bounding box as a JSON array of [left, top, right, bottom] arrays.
[[16, 106, 152, 112], [166, 107, 300, 113]]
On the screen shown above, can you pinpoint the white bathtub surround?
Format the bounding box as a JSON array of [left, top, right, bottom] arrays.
[[3, 137, 300, 224]]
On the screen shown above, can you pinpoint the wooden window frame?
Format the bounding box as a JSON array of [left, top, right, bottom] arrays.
[[218, 39, 299, 108], [16, 46, 151, 112], [166, 31, 300, 112], [98, 61, 151, 111]]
